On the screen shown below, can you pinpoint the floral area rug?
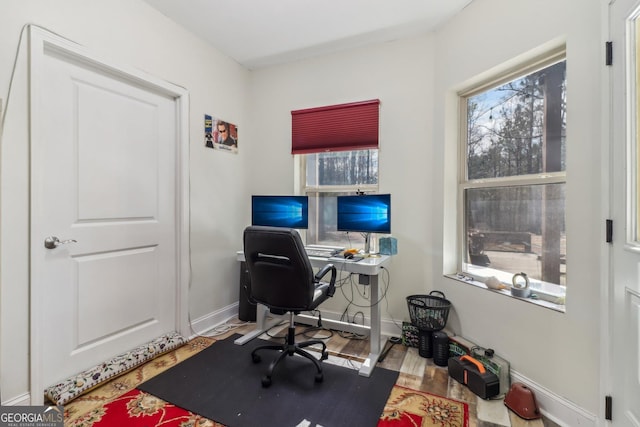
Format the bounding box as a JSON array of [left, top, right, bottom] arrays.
[[65, 337, 468, 427], [379, 385, 469, 427], [64, 336, 218, 426]]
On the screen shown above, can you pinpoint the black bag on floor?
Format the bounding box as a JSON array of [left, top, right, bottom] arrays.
[[448, 355, 500, 399]]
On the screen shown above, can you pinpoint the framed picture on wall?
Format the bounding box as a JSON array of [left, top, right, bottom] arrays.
[[205, 114, 238, 154]]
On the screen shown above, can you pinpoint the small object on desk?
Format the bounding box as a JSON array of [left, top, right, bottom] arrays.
[[305, 249, 331, 258], [305, 246, 344, 258], [339, 249, 364, 262], [379, 237, 397, 255]]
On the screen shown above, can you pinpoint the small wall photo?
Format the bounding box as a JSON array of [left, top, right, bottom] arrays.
[[205, 114, 238, 154]]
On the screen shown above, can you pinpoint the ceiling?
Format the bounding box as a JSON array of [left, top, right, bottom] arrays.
[[143, 0, 474, 69]]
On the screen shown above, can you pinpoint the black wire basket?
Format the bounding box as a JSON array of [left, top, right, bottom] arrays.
[[406, 291, 451, 332], [407, 291, 451, 358]]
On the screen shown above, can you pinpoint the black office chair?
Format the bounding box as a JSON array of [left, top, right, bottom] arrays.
[[243, 225, 337, 387]]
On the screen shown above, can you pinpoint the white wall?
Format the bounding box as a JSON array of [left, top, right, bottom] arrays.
[[433, 0, 602, 415], [0, 0, 250, 402], [247, 35, 436, 320], [248, 0, 602, 418]]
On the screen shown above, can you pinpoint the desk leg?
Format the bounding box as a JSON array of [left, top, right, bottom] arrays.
[[234, 304, 281, 345], [359, 274, 386, 377]]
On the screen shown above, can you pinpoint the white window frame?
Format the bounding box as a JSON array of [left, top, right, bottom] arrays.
[[296, 152, 379, 247], [456, 49, 567, 310]]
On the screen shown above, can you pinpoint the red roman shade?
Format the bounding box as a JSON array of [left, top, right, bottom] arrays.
[[291, 99, 380, 154]]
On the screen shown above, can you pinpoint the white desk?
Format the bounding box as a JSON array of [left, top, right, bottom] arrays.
[[234, 251, 391, 377]]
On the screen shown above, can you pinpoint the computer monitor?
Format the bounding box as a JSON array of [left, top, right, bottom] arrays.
[[251, 195, 309, 229], [337, 194, 391, 234]]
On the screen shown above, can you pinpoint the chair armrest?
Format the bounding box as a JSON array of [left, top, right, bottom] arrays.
[[315, 263, 337, 297]]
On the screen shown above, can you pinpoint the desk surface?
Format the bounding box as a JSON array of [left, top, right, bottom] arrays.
[[236, 250, 391, 275]]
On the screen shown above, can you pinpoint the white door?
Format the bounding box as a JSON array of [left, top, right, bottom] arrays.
[[610, 0, 640, 425], [29, 28, 189, 401]]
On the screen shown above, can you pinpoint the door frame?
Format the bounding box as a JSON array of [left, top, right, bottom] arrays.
[[28, 26, 190, 405], [601, 0, 614, 424], [604, 0, 640, 424]]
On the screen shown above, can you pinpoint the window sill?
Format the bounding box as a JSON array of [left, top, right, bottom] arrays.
[[444, 273, 566, 313]]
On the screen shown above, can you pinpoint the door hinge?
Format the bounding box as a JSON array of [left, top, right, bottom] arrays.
[[606, 219, 613, 243], [605, 395, 612, 420], [606, 41, 613, 66]]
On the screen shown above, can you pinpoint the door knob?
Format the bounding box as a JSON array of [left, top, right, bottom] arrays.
[[44, 236, 77, 249]]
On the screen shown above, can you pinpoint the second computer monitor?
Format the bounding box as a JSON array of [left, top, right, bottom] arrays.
[[336, 193, 391, 234], [251, 195, 309, 229]]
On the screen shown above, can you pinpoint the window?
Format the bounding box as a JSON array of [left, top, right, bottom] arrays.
[[459, 52, 567, 301], [301, 150, 379, 247], [292, 99, 381, 249]]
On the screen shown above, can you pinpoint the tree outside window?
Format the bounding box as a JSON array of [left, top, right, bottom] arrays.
[[303, 150, 378, 247], [461, 56, 567, 290]]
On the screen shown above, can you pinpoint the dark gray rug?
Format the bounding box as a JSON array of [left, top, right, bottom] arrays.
[[138, 333, 398, 427]]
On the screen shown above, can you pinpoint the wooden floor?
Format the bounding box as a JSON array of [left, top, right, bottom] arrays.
[[222, 319, 559, 427]]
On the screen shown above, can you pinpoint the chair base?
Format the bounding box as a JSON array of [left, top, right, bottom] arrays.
[[251, 317, 328, 387]]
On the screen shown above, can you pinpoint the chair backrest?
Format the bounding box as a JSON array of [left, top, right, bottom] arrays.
[[243, 226, 315, 312]]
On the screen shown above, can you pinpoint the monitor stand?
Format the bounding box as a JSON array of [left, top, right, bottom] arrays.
[[363, 233, 381, 257]]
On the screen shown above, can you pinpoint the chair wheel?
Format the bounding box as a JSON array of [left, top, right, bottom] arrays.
[[321, 351, 329, 361], [261, 376, 272, 387], [315, 372, 324, 383], [252, 353, 261, 363]]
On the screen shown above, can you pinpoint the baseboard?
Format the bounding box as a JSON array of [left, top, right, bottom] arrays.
[[2, 392, 31, 406], [188, 302, 240, 338], [381, 317, 404, 337], [510, 371, 598, 427]]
